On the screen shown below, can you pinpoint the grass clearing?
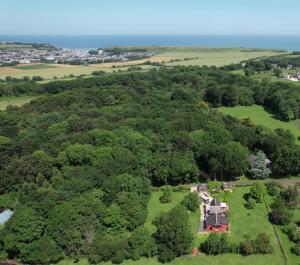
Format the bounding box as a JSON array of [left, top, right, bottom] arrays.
[[145, 191, 196, 233], [218, 105, 300, 144], [0, 96, 37, 110]]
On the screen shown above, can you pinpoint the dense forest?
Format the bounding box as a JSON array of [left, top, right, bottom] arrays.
[[2, 64, 300, 121], [0, 66, 300, 264]]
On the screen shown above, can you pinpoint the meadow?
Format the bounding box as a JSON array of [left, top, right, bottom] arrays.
[[0, 47, 284, 81], [0, 96, 38, 111], [162, 47, 284, 67], [218, 105, 300, 144]]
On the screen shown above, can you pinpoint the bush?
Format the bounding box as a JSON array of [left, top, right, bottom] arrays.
[[269, 208, 293, 225], [208, 181, 221, 192], [291, 243, 300, 256], [182, 192, 199, 212], [240, 240, 255, 255], [250, 183, 267, 203], [159, 186, 172, 203], [158, 247, 175, 263], [266, 181, 283, 196], [201, 233, 232, 255], [282, 223, 300, 243], [245, 198, 256, 209], [32, 76, 44, 81], [253, 233, 272, 254], [281, 186, 299, 209], [92, 71, 106, 76]]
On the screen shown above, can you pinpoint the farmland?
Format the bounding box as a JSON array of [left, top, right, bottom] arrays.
[[0, 47, 284, 81], [218, 105, 300, 144]]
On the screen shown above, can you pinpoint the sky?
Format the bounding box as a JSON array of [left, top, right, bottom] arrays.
[[0, 0, 300, 35]]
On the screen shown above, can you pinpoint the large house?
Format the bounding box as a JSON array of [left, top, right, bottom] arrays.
[[204, 198, 229, 232], [191, 184, 229, 233]]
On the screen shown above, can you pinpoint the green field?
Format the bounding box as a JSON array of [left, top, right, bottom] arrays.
[[218, 105, 300, 144], [159, 47, 284, 67], [0, 96, 37, 110], [0, 47, 285, 81], [144, 190, 199, 235]]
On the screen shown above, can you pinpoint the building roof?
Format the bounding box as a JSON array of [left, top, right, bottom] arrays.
[[210, 198, 221, 206], [0, 209, 13, 225], [206, 213, 228, 226], [222, 182, 232, 190]]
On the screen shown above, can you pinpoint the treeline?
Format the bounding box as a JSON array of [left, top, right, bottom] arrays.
[[264, 54, 300, 68], [1, 65, 300, 121]]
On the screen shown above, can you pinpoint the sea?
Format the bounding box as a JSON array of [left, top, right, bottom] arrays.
[[0, 35, 300, 51]]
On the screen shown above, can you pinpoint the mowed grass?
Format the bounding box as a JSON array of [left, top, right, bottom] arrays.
[[0, 96, 37, 110], [264, 195, 300, 265], [56, 254, 286, 265], [218, 105, 300, 144], [144, 190, 190, 234]]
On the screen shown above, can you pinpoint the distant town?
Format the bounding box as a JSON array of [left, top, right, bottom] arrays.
[[0, 42, 154, 66]]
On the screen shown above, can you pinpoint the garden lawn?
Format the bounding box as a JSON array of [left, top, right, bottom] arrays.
[[57, 253, 285, 265], [265, 195, 300, 265], [227, 187, 286, 264], [145, 191, 200, 234], [218, 105, 300, 144]]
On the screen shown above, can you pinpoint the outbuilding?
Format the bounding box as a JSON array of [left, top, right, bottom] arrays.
[[0, 208, 13, 225]]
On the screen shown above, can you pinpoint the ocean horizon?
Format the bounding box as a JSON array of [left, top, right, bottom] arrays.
[[0, 35, 300, 51]]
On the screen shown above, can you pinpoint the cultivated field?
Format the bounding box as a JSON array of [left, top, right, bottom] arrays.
[[218, 105, 300, 144], [0, 47, 284, 81], [0, 96, 38, 111]]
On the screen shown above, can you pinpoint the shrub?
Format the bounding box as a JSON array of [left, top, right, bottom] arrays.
[[208, 181, 221, 192], [281, 186, 299, 209], [240, 240, 255, 255], [250, 183, 267, 203], [245, 198, 256, 209], [266, 181, 283, 196], [182, 192, 199, 212], [269, 208, 293, 225], [92, 71, 106, 76], [253, 233, 272, 254], [159, 186, 172, 203], [291, 243, 300, 256], [282, 223, 300, 243], [201, 233, 232, 255]]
